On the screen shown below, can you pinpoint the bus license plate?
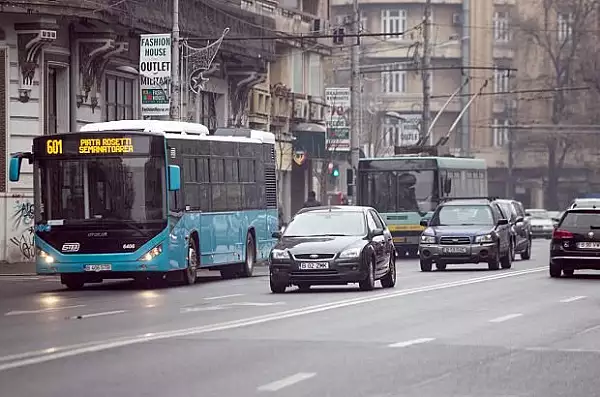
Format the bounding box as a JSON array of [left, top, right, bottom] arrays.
[[441, 246, 468, 254], [299, 262, 329, 270], [393, 237, 406, 243], [84, 264, 112, 272], [577, 242, 600, 249]]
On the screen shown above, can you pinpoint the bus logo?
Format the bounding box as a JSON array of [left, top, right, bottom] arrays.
[[62, 243, 80, 252]]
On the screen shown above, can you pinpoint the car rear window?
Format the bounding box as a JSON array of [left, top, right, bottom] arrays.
[[560, 211, 600, 228]]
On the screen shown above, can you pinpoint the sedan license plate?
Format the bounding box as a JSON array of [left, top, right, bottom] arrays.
[[299, 262, 329, 270], [84, 264, 112, 272], [577, 242, 600, 249], [441, 246, 468, 254]]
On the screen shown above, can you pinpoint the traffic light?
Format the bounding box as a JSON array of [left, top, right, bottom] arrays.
[[328, 162, 339, 177]]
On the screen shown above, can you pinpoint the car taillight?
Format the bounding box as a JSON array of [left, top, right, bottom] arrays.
[[552, 229, 573, 239]]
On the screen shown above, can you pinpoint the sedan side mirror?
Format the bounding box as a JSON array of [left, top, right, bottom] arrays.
[[271, 231, 282, 239], [516, 216, 524, 223], [371, 228, 384, 237], [420, 219, 429, 227], [497, 219, 509, 226]]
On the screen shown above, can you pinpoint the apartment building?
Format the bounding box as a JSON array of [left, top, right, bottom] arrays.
[[241, 0, 331, 218]]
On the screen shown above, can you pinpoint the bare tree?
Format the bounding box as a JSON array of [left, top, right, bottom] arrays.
[[515, 0, 598, 208]]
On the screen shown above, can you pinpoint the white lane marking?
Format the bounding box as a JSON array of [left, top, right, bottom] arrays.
[[257, 372, 316, 392], [181, 306, 226, 313], [227, 302, 285, 307], [4, 305, 86, 316], [560, 295, 586, 303], [0, 266, 545, 372], [388, 338, 436, 348], [489, 313, 523, 323], [69, 310, 127, 319], [204, 293, 245, 300], [525, 347, 600, 354]]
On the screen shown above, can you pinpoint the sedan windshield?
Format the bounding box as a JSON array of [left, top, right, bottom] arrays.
[[284, 211, 366, 237], [431, 205, 494, 226]]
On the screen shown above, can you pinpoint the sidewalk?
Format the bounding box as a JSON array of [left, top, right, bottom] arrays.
[[0, 262, 37, 276]]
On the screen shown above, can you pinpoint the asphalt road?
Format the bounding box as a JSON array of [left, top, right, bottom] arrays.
[[2, 240, 600, 397]]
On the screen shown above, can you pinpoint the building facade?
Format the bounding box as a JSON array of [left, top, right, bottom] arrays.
[[0, 0, 275, 263], [241, 0, 331, 220]]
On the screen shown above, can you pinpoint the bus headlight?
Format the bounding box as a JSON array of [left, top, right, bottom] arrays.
[[140, 244, 162, 261], [37, 248, 54, 264], [420, 235, 436, 244]]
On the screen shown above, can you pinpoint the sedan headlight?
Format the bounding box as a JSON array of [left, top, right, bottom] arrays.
[[139, 244, 163, 261], [420, 235, 436, 244], [271, 249, 289, 260], [475, 234, 494, 243], [339, 247, 361, 259]]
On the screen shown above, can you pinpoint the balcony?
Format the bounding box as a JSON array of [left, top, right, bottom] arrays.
[[494, 0, 516, 5], [330, 0, 462, 5], [493, 42, 515, 59], [362, 37, 461, 60], [241, 0, 330, 49]]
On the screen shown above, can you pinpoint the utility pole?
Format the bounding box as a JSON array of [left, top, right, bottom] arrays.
[[349, 0, 360, 196], [170, 0, 181, 121], [421, 0, 432, 139]]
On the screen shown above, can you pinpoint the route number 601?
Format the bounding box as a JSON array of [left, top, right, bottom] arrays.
[[46, 139, 63, 155]]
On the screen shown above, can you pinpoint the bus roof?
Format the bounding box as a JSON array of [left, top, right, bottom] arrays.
[[79, 120, 275, 145], [80, 120, 210, 135], [359, 156, 486, 169]]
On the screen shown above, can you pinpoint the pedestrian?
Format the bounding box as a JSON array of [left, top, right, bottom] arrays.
[[303, 190, 322, 208]]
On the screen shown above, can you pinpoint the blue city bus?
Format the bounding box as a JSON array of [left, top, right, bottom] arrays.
[[357, 155, 488, 257], [8, 120, 278, 289]]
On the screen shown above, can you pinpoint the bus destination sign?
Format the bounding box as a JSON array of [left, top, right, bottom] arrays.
[[36, 134, 161, 157], [78, 137, 134, 154]]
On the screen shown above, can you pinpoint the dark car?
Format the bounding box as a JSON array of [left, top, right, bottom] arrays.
[[418, 199, 512, 271], [549, 208, 600, 277], [494, 199, 532, 260], [269, 206, 396, 293]]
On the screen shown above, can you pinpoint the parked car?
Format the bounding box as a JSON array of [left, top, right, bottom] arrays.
[[418, 198, 512, 271], [526, 208, 554, 239], [549, 208, 600, 277], [269, 206, 396, 293], [494, 199, 532, 260]]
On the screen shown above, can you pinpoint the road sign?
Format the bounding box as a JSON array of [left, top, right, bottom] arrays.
[[325, 87, 350, 152], [140, 33, 171, 117]]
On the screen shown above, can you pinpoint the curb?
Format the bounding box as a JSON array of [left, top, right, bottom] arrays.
[[0, 273, 38, 277]]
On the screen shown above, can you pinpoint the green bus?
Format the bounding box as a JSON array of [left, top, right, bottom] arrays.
[[357, 155, 488, 257]]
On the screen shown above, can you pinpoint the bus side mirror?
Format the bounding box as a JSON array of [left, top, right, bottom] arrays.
[[443, 178, 452, 194], [9, 157, 22, 182], [168, 165, 181, 191]]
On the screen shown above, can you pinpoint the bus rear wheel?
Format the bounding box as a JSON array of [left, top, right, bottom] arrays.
[[240, 232, 256, 278]]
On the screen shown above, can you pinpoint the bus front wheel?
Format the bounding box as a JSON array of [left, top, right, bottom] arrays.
[[240, 232, 256, 278], [182, 238, 198, 285], [61, 274, 85, 290]]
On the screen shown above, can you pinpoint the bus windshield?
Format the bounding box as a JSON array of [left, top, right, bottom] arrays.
[[37, 156, 166, 224], [361, 170, 437, 213]]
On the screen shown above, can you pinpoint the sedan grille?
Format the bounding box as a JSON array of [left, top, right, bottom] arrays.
[[293, 254, 336, 260], [439, 236, 471, 245]]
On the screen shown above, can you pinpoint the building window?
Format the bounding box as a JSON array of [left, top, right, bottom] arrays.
[[45, 65, 69, 135], [290, 49, 303, 93], [308, 52, 323, 97], [492, 119, 509, 147], [105, 74, 135, 121], [381, 64, 407, 93], [557, 13, 573, 42], [381, 117, 400, 147], [381, 9, 406, 39], [493, 68, 510, 93], [493, 11, 511, 42], [197, 91, 218, 131], [360, 10, 367, 32]]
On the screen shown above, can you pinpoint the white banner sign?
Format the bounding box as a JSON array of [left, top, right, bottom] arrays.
[[398, 114, 421, 146], [140, 33, 171, 117], [325, 87, 351, 151]]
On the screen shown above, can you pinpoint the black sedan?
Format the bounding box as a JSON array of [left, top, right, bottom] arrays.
[[269, 206, 397, 293]]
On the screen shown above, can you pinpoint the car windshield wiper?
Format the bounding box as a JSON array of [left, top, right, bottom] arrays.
[[590, 225, 600, 229]]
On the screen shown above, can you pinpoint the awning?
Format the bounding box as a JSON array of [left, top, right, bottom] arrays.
[[291, 123, 326, 159]]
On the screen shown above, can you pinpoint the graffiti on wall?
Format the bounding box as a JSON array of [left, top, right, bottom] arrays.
[[10, 200, 35, 261]]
